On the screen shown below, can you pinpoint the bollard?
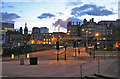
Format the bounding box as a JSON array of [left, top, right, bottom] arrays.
[[27, 53, 30, 59], [30, 57, 38, 65], [80, 64, 82, 78], [11, 54, 14, 59], [20, 58, 24, 65], [97, 59, 100, 74]]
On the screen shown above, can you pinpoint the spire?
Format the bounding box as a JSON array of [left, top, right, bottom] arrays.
[[24, 22, 28, 34]]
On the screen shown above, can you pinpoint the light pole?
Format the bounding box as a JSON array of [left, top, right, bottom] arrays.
[[86, 30, 88, 52], [94, 33, 100, 58]]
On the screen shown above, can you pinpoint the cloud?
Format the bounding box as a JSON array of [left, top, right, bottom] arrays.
[[71, 4, 115, 17], [7, 6, 14, 8], [66, 2, 82, 6], [1, 12, 21, 23], [52, 17, 82, 29], [37, 13, 55, 19]]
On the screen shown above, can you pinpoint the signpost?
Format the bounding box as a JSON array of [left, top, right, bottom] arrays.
[[64, 43, 67, 61], [56, 41, 59, 61]]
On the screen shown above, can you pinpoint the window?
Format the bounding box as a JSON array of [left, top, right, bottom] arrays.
[[103, 38, 106, 40], [89, 32, 91, 34]]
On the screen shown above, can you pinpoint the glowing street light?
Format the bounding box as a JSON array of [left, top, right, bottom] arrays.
[[95, 33, 100, 37]]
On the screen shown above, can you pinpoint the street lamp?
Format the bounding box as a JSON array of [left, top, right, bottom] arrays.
[[94, 33, 100, 58]]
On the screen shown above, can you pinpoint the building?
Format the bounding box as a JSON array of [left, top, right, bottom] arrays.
[[40, 27, 49, 33], [0, 22, 14, 44], [5, 30, 24, 47], [24, 23, 28, 34], [67, 21, 80, 37], [28, 32, 66, 45], [80, 18, 114, 49], [32, 27, 40, 34]]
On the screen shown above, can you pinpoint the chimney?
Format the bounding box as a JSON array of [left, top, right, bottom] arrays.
[[79, 22, 81, 25], [83, 19, 87, 24], [73, 22, 74, 25], [91, 18, 94, 22], [76, 22, 78, 25]]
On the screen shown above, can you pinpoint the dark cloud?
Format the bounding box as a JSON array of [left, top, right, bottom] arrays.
[[37, 13, 55, 19], [71, 4, 114, 17], [1, 12, 21, 23], [52, 17, 82, 29], [57, 12, 63, 16]]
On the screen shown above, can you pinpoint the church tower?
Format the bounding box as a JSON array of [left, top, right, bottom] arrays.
[[24, 22, 28, 34]]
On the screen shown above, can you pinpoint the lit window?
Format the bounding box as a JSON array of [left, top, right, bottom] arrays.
[[49, 42, 51, 44], [82, 29, 84, 32], [103, 38, 106, 40], [97, 42, 100, 44], [97, 38, 99, 40], [89, 28, 91, 30], [46, 42, 48, 44], [89, 32, 91, 34], [43, 42, 45, 44], [100, 38, 102, 40]]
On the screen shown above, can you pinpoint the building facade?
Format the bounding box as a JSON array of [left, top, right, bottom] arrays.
[[0, 22, 14, 44], [40, 27, 49, 33], [79, 18, 113, 49]]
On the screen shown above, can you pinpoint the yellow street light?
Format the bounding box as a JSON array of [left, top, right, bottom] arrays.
[[82, 29, 84, 32], [95, 33, 100, 37]]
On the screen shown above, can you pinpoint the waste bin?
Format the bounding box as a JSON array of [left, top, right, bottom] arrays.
[[20, 58, 24, 65], [30, 57, 38, 65]]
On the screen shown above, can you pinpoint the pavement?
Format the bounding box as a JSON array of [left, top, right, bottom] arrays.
[[1, 48, 119, 78], [1, 58, 119, 77]]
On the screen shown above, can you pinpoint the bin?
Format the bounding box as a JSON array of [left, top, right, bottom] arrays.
[[20, 58, 24, 65], [30, 57, 38, 65]]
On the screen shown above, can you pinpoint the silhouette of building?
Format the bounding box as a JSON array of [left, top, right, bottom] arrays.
[[1, 22, 14, 44], [5, 30, 24, 47], [40, 27, 49, 33], [20, 27, 23, 34], [32, 27, 40, 34], [24, 23, 28, 34]]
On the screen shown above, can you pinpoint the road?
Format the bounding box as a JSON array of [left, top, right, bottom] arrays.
[[20, 47, 76, 60]]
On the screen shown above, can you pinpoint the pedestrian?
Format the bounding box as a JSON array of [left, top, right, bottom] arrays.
[[89, 50, 91, 56], [78, 49, 80, 54]]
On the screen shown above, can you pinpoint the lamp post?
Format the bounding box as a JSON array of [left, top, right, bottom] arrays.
[[95, 33, 100, 49], [94, 33, 100, 58], [86, 30, 88, 52]]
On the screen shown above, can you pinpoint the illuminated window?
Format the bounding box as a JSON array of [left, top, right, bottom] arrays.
[[82, 29, 84, 32], [49, 34, 51, 36], [49, 42, 51, 44], [89, 28, 91, 30], [44, 39, 45, 41], [103, 38, 106, 40], [43, 42, 45, 44], [46, 39, 48, 41], [89, 32, 91, 34], [97, 42, 100, 44], [100, 38, 102, 40], [97, 38, 99, 40]]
